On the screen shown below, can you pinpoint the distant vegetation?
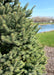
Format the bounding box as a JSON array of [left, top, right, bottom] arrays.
[[37, 31, 54, 47], [39, 22, 54, 25], [32, 17, 54, 25]]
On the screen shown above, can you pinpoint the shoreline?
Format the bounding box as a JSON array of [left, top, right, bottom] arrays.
[[38, 30, 54, 33], [39, 23, 54, 25], [34, 22, 54, 25]]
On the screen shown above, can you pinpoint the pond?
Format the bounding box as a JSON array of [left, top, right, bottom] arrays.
[[38, 24, 54, 33]]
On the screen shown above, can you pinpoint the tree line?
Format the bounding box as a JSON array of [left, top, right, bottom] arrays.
[[33, 17, 54, 23]]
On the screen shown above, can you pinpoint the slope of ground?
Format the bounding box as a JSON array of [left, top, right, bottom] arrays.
[[44, 46, 54, 75], [37, 31, 54, 47]]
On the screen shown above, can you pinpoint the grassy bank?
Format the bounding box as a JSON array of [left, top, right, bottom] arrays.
[[34, 22, 54, 25], [39, 22, 54, 25], [37, 31, 54, 47]]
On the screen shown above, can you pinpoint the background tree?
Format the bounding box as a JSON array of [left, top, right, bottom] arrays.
[[0, 0, 47, 75]]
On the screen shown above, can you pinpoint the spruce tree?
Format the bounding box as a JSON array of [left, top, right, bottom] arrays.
[[0, 0, 47, 75]]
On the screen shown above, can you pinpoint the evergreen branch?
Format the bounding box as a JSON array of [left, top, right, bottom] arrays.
[[3, 0, 12, 5]]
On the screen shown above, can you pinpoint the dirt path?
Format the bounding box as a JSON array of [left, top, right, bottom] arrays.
[[44, 46, 54, 75]]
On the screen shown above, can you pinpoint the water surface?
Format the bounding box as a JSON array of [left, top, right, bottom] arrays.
[[38, 24, 54, 33]]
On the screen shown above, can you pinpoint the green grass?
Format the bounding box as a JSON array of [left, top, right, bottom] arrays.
[[37, 31, 54, 47]]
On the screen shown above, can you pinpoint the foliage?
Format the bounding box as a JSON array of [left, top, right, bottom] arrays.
[[0, 0, 47, 75], [0, 48, 46, 75]]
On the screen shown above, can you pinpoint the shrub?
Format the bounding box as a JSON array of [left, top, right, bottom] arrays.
[[0, 0, 47, 75]]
